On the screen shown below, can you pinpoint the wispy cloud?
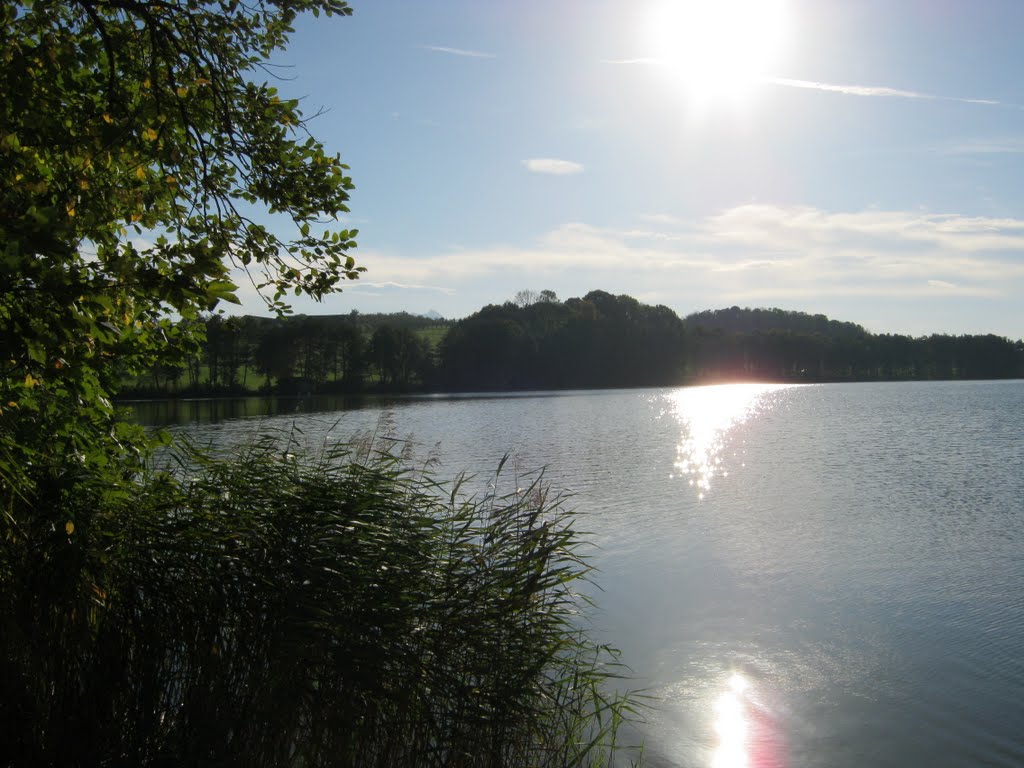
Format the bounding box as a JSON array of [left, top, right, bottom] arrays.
[[600, 58, 1007, 107], [765, 77, 929, 100], [712, 259, 786, 273], [350, 280, 455, 295], [523, 158, 584, 175], [706, 204, 1024, 254], [764, 76, 1004, 106], [935, 137, 1024, 155], [422, 45, 495, 59], [600, 57, 657, 66]]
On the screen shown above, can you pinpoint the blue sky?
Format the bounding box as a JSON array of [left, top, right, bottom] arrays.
[[236, 0, 1024, 338]]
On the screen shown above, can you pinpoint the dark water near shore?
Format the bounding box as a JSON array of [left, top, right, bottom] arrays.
[[129, 380, 1024, 767]]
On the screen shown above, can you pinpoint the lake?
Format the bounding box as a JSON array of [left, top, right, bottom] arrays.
[[128, 380, 1024, 768]]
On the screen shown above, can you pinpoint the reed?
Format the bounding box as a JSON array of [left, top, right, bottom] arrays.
[[1, 432, 642, 766]]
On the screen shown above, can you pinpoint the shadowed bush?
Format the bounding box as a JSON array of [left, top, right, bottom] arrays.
[[1, 433, 641, 767]]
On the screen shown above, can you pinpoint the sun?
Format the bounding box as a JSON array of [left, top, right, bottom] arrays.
[[643, 0, 792, 111]]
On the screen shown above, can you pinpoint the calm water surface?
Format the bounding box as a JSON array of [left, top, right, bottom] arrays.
[[130, 381, 1024, 768]]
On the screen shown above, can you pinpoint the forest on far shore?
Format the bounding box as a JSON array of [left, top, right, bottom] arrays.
[[121, 290, 1024, 397]]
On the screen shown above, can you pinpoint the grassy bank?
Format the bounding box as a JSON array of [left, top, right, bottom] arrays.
[[1, 432, 641, 767]]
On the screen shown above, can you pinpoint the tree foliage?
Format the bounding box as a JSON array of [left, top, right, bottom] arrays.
[[123, 299, 1024, 398], [683, 306, 868, 339], [1, 0, 367, 739], [440, 291, 687, 390], [0, 7, 649, 765], [437, 296, 1023, 391], [122, 312, 443, 395], [1, 0, 359, 455], [683, 309, 1024, 381]]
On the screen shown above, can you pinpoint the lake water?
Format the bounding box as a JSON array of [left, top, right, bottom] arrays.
[[128, 380, 1024, 767]]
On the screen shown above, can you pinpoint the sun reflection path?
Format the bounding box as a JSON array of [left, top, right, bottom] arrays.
[[712, 674, 751, 768], [669, 383, 792, 499]]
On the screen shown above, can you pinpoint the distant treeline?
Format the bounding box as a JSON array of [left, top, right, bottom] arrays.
[[127, 310, 446, 396], [122, 292, 1024, 396], [683, 306, 1023, 382]]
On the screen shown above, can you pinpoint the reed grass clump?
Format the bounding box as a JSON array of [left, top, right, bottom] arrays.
[[1, 433, 640, 767]]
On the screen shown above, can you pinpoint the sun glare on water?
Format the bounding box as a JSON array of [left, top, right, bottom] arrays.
[[643, 0, 793, 111], [712, 674, 752, 768], [669, 383, 791, 498]]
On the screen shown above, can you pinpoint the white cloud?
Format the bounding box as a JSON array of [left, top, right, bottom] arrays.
[[342, 207, 1024, 298], [523, 158, 584, 175], [227, 205, 1024, 334], [350, 281, 455, 295], [600, 57, 657, 65], [936, 137, 1024, 155], [422, 45, 495, 59], [764, 77, 1005, 107], [765, 77, 930, 100], [599, 55, 1007, 106], [705, 204, 1024, 254], [712, 259, 785, 273]]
